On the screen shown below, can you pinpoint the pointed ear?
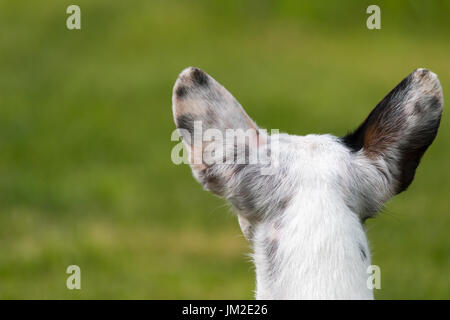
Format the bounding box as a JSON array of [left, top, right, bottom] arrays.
[[343, 68, 443, 194], [172, 67, 262, 196], [172, 67, 258, 137]]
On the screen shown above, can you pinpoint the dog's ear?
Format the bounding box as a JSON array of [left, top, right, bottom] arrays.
[[172, 67, 258, 137], [172, 67, 263, 196], [343, 68, 443, 195]]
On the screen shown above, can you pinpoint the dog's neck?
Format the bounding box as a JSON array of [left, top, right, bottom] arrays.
[[250, 189, 373, 299]]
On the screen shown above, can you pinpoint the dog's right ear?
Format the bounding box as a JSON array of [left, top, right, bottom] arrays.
[[343, 68, 443, 197], [172, 67, 263, 196]]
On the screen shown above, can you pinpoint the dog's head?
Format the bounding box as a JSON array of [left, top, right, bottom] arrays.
[[172, 67, 443, 236]]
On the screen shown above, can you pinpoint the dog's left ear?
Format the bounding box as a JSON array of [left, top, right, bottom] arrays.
[[343, 68, 443, 194], [172, 67, 262, 197]]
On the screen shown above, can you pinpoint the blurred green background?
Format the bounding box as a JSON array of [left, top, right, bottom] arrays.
[[0, 0, 449, 299]]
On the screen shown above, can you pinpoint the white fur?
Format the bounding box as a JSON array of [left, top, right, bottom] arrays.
[[250, 134, 374, 299]]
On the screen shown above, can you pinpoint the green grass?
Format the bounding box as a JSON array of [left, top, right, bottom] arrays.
[[0, 0, 448, 299]]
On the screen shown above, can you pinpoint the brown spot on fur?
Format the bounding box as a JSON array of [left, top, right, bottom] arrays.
[[363, 122, 399, 158], [342, 74, 412, 154]]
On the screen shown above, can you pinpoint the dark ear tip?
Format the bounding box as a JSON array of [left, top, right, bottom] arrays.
[[191, 67, 209, 86], [172, 67, 210, 102], [178, 66, 198, 77], [177, 66, 209, 86]]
